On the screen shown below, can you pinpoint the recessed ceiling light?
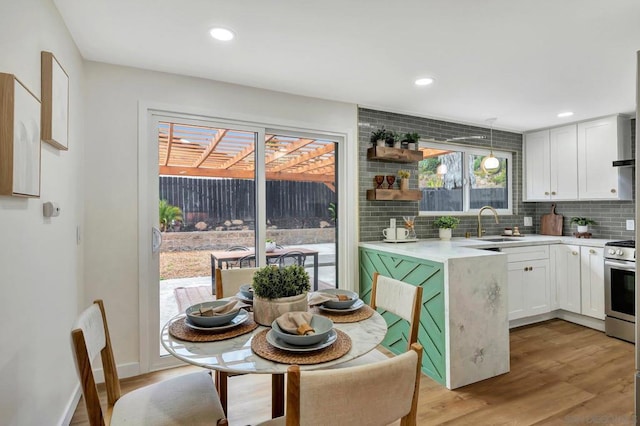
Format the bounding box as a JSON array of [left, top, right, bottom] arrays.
[[415, 77, 435, 86], [210, 27, 234, 41], [557, 111, 574, 118]]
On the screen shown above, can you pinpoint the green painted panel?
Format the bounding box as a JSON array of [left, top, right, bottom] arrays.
[[359, 247, 446, 385]]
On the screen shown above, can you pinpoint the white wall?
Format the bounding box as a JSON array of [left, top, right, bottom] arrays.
[[0, 0, 85, 425], [83, 63, 357, 370]]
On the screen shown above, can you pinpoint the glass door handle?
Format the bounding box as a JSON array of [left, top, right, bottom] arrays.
[[152, 227, 162, 253]]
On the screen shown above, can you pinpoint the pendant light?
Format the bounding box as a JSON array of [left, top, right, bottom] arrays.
[[481, 118, 500, 173]]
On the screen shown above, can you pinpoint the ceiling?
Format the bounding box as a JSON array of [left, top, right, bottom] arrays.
[[53, 0, 640, 132]]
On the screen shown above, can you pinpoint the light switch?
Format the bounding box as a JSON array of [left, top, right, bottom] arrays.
[[626, 219, 635, 231], [524, 217, 533, 227]]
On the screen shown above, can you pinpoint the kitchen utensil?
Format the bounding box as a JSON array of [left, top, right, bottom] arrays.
[[382, 228, 396, 239], [540, 204, 563, 236]]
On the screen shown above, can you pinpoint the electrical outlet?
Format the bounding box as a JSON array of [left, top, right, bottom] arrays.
[[626, 219, 635, 231], [524, 217, 533, 227]]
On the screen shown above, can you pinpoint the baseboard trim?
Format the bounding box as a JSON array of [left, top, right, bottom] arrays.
[[509, 310, 605, 332], [93, 362, 140, 383], [59, 384, 81, 426]]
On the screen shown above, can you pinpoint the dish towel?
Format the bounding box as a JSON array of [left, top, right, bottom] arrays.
[[276, 312, 315, 335], [307, 292, 353, 306], [194, 299, 249, 317]]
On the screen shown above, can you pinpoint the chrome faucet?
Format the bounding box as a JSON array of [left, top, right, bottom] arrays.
[[477, 205, 499, 237]]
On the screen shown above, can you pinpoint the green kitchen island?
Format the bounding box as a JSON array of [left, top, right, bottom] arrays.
[[359, 240, 509, 389]]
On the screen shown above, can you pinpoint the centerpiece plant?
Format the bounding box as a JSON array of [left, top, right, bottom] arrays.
[[251, 265, 310, 325]]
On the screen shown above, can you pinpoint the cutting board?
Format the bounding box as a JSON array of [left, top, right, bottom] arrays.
[[540, 204, 563, 236]]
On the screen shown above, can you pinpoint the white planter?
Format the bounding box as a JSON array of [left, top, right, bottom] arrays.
[[577, 225, 589, 233], [439, 228, 452, 240], [266, 241, 277, 252], [376, 140, 386, 147], [253, 293, 308, 326]]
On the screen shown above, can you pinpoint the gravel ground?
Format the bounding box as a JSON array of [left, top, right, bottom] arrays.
[[160, 250, 211, 280]]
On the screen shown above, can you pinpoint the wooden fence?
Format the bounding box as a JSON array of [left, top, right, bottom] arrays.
[[160, 176, 335, 225]]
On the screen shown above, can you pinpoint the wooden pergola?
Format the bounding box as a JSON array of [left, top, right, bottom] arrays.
[[158, 122, 336, 189]]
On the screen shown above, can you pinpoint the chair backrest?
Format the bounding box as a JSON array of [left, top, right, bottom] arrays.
[[370, 272, 423, 349], [227, 245, 249, 251], [286, 343, 423, 426], [71, 300, 121, 426], [215, 267, 260, 298], [237, 254, 256, 268], [275, 250, 306, 267]]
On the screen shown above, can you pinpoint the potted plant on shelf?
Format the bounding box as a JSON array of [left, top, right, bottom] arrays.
[[398, 169, 411, 191], [370, 128, 390, 147], [433, 216, 460, 240], [570, 217, 596, 233], [402, 132, 420, 150], [390, 131, 403, 148], [252, 264, 310, 325], [266, 238, 277, 252]]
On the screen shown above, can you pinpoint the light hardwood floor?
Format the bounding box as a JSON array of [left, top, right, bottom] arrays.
[[70, 319, 636, 425]]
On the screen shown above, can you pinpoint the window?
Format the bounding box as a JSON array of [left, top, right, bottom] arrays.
[[418, 142, 512, 216]]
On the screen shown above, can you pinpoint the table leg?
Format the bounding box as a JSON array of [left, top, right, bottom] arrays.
[[313, 253, 319, 291], [272, 373, 285, 418]]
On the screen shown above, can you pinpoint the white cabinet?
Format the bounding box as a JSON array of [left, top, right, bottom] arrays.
[[503, 246, 550, 320], [550, 244, 581, 314], [524, 125, 578, 201], [580, 246, 605, 319], [577, 115, 632, 200]]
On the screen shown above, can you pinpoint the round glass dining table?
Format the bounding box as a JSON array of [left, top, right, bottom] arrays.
[[161, 309, 387, 417]]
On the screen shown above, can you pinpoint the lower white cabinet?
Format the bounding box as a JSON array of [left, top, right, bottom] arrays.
[[580, 246, 605, 320], [504, 246, 550, 320], [550, 244, 581, 314], [551, 244, 605, 320]]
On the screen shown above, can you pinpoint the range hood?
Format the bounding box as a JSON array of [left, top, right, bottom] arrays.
[[613, 159, 635, 167]]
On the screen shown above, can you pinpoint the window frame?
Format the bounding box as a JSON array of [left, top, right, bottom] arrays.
[[418, 141, 513, 216]]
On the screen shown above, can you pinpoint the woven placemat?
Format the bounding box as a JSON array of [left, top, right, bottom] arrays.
[[310, 304, 375, 323], [169, 316, 258, 342], [251, 329, 351, 365]]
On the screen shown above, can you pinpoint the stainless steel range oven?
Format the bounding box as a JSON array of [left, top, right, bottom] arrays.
[[604, 240, 636, 343]]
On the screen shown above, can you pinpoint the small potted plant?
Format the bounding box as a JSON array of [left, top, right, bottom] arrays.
[[370, 128, 390, 147], [402, 132, 420, 150], [266, 238, 277, 252], [252, 264, 311, 325], [398, 169, 410, 190], [570, 217, 596, 233], [433, 216, 460, 240], [389, 131, 403, 148]]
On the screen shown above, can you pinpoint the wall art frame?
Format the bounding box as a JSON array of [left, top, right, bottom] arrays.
[[0, 73, 42, 197], [41, 51, 69, 150]]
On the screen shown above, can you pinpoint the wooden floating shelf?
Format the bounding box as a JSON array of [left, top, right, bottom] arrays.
[[367, 146, 423, 163], [366, 189, 422, 201]]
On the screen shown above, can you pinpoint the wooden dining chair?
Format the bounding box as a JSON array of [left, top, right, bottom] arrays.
[[71, 300, 228, 426], [332, 271, 423, 368], [213, 267, 259, 415], [258, 343, 423, 426]]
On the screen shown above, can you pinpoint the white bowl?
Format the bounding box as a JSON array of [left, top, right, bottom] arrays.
[[320, 289, 359, 309], [185, 301, 241, 327], [271, 314, 334, 346], [239, 284, 254, 299]]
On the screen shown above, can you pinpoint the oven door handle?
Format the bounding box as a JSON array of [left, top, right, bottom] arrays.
[[604, 260, 636, 271]]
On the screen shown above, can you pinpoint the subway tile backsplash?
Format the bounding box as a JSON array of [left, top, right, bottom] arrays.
[[358, 107, 636, 242]]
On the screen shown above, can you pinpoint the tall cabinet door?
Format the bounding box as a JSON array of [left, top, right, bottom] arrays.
[[523, 129, 550, 201], [549, 125, 578, 200], [580, 246, 605, 319], [551, 244, 581, 314]]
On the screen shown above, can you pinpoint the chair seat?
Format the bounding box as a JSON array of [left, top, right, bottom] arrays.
[[111, 371, 225, 426]]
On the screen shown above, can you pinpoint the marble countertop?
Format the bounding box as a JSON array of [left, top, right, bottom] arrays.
[[359, 234, 613, 263]]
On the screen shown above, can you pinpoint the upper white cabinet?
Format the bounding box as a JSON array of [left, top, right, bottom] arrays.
[[523, 115, 631, 201], [577, 115, 632, 200], [523, 125, 577, 201]]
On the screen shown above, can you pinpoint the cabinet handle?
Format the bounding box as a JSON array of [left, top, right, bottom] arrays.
[[551, 191, 556, 195], [611, 189, 616, 193], [590, 249, 596, 254], [544, 192, 549, 195], [572, 251, 578, 255]]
